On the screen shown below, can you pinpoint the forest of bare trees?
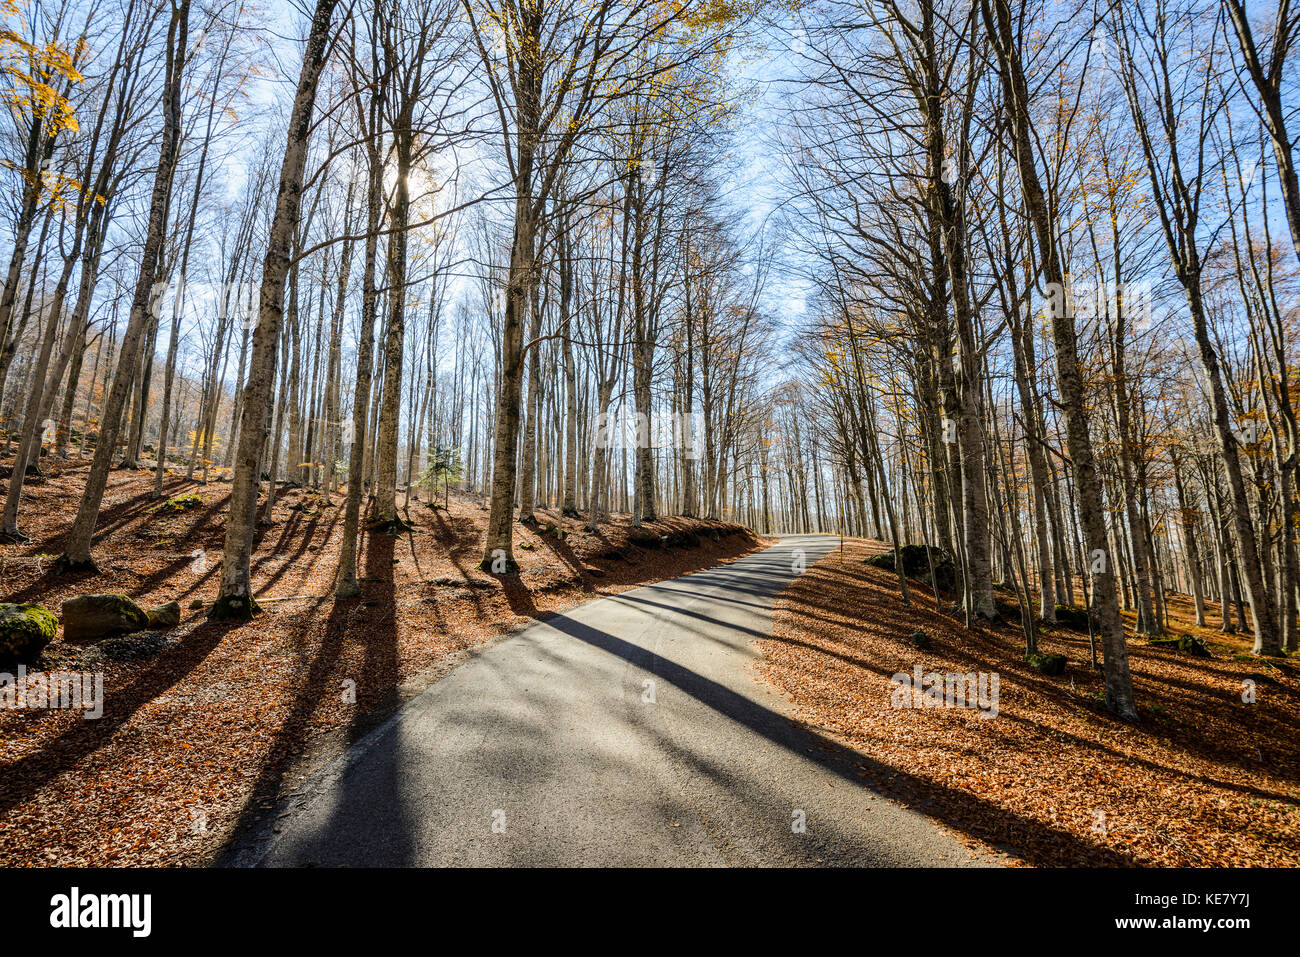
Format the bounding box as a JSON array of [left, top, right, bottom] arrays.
[[0, 0, 1296, 727]]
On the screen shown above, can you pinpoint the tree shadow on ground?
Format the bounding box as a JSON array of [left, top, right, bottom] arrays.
[[0, 621, 235, 817], [539, 608, 1131, 866], [218, 525, 402, 853]]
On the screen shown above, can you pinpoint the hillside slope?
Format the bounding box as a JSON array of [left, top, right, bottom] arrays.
[[0, 462, 763, 865]]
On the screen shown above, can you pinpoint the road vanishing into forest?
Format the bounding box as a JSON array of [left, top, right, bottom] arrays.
[[227, 535, 1000, 867]]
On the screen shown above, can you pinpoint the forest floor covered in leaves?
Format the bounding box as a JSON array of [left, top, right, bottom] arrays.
[[761, 539, 1300, 867], [0, 461, 764, 866]]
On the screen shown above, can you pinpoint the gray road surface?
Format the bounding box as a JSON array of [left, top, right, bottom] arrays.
[[227, 535, 1002, 867]]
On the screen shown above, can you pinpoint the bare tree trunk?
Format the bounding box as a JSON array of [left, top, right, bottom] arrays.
[[372, 136, 411, 528], [335, 139, 383, 597], [983, 0, 1138, 719], [59, 0, 191, 571], [208, 0, 338, 616]]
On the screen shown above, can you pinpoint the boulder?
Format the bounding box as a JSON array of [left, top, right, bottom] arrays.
[[1149, 635, 1212, 658], [868, 544, 932, 575], [0, 603, 58, 663], [1027, 652, 1068, 676], [1053, 604, 1092, 631], [145, 601, 181, 629], [904, 629, 932, 650], [61, 593, 149, 642], [867, 544, 957, 592], [925, 558, 958, 592], [160, 493, 202, 512]]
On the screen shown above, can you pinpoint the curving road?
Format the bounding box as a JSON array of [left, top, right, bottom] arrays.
[[227, 535, 1000, 867]]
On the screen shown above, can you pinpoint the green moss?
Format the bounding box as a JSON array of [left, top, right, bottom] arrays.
[[0, 603, 58, 662], [102, 594, 148, 629], [1027, 652, 1068, 676], [159, 493, 203, 512], [0, 604, 58, 640], [1053, 604, 1092, 630], [1148, 635, 1212, 658]]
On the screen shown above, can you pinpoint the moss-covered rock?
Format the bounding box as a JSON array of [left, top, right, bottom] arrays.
[[0, 603, 58, 663], [1053, 604, 1092, 631], [1027, 652, 1068, 676], [904, 629, 932, 650], [61, 593, 148, 641], [1148, 635, 1212, 658], [145, 601, 181, 629], [159, 493, 203, 512], [866, 544, 956, 591]]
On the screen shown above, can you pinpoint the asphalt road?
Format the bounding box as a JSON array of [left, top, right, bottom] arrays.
[[228, 535, 1000, 867]]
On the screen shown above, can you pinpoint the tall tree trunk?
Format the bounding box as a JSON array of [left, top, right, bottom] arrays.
[[983, 0, 1138, 719], [208, 0, 338, 615], [58, 0, 191, 570]]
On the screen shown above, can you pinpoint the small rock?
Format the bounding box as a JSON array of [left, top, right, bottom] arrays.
[[145, 601, 181, 629], [188, 599, 205, 610]]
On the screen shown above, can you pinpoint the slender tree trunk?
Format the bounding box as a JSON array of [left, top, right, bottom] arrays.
[[58, 0, 190, 570], [208, 0, 338, 615]]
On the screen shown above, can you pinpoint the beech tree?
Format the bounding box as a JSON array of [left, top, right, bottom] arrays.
[[0, 0, 1288, 692], [208, 0, 339, 618]]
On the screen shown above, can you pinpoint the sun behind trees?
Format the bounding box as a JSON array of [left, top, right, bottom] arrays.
[[0, 0, 1294, 731]]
